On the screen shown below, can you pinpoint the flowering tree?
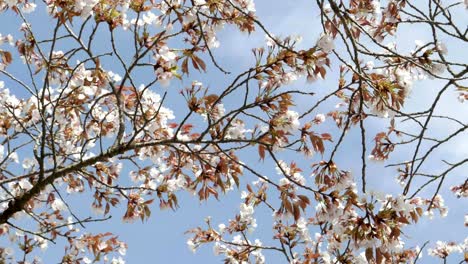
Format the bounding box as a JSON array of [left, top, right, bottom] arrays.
[[0, 0, 467, 263]]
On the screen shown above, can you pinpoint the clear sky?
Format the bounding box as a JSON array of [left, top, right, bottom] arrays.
[[0, 0, 467, 263]]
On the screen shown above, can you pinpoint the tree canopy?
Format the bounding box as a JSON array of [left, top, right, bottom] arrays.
[[0, 0, 467, 263]]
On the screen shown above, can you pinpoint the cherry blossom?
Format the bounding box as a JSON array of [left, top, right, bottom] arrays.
[[0, 0, 466, 263], [316, 34, 335, 53]]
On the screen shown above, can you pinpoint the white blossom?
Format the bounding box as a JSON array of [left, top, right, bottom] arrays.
[[118, 242, 127, 255], [74, 0, 99, 19], [3, 247, 14, 256], [429, 63, 446, 76], [436, 41, 448, 55], [111, 257, 125, 264], [213, 242, 227, 255], [365, 61, 375, 70], [142, 11, 159, 27], [238, 0, 256, 12], [314, 113, 326, 124], [276, 110, 300, 132], [265, 34, 276, 47], [21, 3, 37, 13], [4, 0, 17, 7], [108, 71, 123, 83], [317, 34, 335, 53], [428, 241, 462, 258], [395, 68, 413, 95], [187, 239, 197, 253], [371, 0, 381, 14], [51, 199, 67, 211], [225, 120, 249, 139]]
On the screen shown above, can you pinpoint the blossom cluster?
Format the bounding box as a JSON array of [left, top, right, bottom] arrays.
[[0, 0, 466, 263]]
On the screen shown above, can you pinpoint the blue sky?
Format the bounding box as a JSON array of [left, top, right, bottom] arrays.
[[0, 0, 467, 263]]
